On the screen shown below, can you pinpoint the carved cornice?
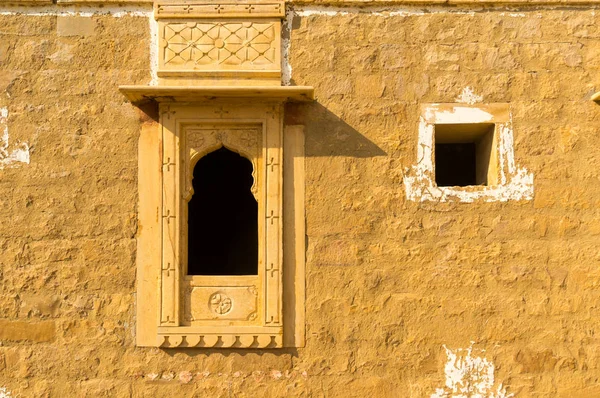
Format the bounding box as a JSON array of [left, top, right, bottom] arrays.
[[47, 0, 600, 5], [154, 1, 285, 19], [158, 333, 283, 348], [119, 85, 314, 104]]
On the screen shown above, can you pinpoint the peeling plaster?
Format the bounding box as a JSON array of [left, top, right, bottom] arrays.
[[456, 87, 483, 105], [294, 6, 475, 17], [0, 107, 30, 169], [0, 387, 12, 398], [426, 106, 494, 124], [282, 6, 294, 86], [404, 103, 534, 203], [431, 345, 513, 398]]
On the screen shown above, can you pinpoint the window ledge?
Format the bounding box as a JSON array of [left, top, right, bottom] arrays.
[[119, 85, 315, 105]]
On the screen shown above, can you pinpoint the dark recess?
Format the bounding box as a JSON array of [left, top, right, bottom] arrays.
[[188, 147, 258, 276], [435, 143, 477, 187]]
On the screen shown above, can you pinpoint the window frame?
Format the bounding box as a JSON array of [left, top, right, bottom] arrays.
[[404, 103, 534, 203], [135, 101, 306, 349]]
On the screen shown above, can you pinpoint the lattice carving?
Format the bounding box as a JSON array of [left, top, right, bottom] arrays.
[[161, 22, 277, 68]]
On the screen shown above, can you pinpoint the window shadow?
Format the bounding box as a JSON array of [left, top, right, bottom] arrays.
[[285, 102, 387, 158]]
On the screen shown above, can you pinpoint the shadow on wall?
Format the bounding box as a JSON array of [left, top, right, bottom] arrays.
[[134, 101, 387, 159], [285, 102, 387, 158]]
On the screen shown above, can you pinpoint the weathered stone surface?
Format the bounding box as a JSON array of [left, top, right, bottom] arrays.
[[0, 320, 56, 342], [56, 16, 97, 37], [0, 3, 597, 397]]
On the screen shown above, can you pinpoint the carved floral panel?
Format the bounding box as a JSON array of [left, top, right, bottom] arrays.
[[160, 21, 279, 71]]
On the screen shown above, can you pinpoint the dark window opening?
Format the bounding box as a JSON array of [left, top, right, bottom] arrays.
[[435, 143, 476, 187], [187, 147, 258, 275], [434, 123, 496, 187]]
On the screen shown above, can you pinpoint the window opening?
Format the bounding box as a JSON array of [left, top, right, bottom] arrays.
[[434, 123, 496, 187], [187, 147, 258, 276]]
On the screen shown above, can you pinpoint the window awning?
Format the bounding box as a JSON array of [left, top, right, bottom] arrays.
[[119, 85, 314, 105]]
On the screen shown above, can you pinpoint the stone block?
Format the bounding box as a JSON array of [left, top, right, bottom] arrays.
[[0, 320, 55, 343], [57, 16, 97, 37]]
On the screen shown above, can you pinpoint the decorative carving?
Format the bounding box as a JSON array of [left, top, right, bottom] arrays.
[[266, 210, 279, 225], [155, 2, 284, 19], [162, 22, 277, 68], [155, 103, 283, 348], [185, 126, 261, 202], [209, 292, 233, 315], [186, 284, 259, 322], [157, 333, 283, 348]]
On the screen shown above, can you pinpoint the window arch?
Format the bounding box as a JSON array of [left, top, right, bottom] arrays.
[[187, 147, 258, 276]]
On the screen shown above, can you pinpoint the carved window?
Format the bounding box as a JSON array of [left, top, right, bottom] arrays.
[[159, 104, 284, 348], [123, 0, 312, 349]]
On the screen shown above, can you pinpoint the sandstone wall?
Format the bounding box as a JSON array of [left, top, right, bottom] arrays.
[[0, 2, 599, 397]]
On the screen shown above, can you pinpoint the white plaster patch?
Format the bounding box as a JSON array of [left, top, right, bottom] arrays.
[[456, 87, 483, 105], [0, 107, 30, 169], [427, 106, 493, 124], [281, 6, 294, 86], [294, 6, 478, 17], [431, 345, 513, 398], [404, 104, 534, 203], [0, 387, 12, 398]]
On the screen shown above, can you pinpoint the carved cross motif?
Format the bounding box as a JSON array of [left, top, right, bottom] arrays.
[[214, 107, 229, 118], [163, 157, 175, 171], [266, 210, 279, 225], [163, 210, 176, 224], [162, 262, 176, 277], [214, 4, 224, 13], [266, 263, 278, 277], [267, 157, 279, 172], [265, 106, 278, 118], [245, 4, 256, 13], [162, 107, 176, 120]]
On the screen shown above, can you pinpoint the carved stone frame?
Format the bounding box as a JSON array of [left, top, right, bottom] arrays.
[[126, 0, 312, 349], [155, 102, 284, 348]]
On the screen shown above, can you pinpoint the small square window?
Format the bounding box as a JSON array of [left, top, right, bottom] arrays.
[[434, 123, 497, 187], [404, 103, 534, 202]]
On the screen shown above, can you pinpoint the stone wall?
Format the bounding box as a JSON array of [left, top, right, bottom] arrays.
[[0, 2, 599, 397]]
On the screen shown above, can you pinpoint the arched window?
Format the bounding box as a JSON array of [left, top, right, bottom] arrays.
[[187, 147, 258, 275]]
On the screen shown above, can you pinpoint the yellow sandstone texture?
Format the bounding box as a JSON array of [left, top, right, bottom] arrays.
[[0, 2, 599, 397]]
